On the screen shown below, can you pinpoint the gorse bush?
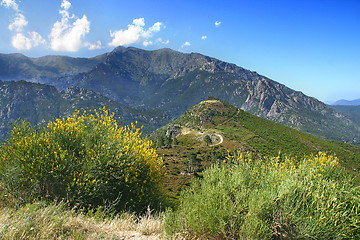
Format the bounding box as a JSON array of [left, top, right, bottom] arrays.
[[0, 107, 165, 212], [164, 152, 360, 239]]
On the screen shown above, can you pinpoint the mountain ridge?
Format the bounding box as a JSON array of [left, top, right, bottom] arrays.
[[0, 47, 359, 145], [0, 52, 106, 85]]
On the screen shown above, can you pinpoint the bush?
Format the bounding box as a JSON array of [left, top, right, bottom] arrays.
[[0, 108, 165, 213], [164, 152, 360, 239]]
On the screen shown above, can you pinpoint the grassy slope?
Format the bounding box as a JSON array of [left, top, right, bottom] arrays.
[[154, 100, 360, 198]]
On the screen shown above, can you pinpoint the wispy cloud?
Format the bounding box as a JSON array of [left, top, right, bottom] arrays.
[[0, 0, 18, 11], [156, 37, 170, 45], [84, 40, 103, 50], [181, 41, 191, 48], [215, 21, 222, 27], [143, 40, 153, 47], [1, 0, 46, 50], [201, 35, 207, 40], [8, 13, 28, 32], [49, 0, 90, 52], [61, 0, 71, 10], [108, 18, 164, 47]]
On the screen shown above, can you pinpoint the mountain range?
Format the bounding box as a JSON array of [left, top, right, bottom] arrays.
[[333, 99, 360, 106], [0, 46, 359, 145]]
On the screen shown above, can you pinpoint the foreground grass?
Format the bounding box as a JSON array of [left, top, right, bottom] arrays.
[[1, 152, 359, 239], [0, 201, 163, 239]]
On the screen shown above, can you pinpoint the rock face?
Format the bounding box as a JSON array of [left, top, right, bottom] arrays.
[[166, 125, 182, 139], [0, 47, 359, 144], [0, 80, 61, 139]]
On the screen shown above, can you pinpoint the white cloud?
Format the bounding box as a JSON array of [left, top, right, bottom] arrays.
[[61, 0, 71, 10], [146, 22, 162, 34], [2, 0, 45, 50], [11, 32, 45, 50], [0, 0, 18, 11], [215, 21, 222, 27], [201, 35, 207, 40], [8, 13, 28, 32], [143, 40, 153, 47], [109, 18, 164, 47], [84, 40, 102, 50], [50, 0, 90, 52], [12, 33, 31, 50], [181, 41, 191, 48], [156, 37, 169, 45]]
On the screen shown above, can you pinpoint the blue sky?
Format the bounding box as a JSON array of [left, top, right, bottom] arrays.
[[0, 0, 359, 104]]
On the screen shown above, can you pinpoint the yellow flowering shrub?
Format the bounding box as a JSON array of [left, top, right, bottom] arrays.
[[0, 107, 165, 212]]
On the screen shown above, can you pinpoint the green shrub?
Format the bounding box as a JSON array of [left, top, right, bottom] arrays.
[[0, 108, 165, 213], [164, 152, 360, 239]]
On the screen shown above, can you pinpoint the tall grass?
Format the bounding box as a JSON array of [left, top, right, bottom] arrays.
[[164, 152, 360, 239], [0, 201, 163, 239]]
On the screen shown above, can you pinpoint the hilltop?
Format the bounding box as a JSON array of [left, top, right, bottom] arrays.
[[152, 100, 360, 197]]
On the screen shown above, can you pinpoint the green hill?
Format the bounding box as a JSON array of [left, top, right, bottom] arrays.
[[152, 99, 360, 197]]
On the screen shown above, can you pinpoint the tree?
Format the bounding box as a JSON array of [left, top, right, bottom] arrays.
[[208, 96, 217, 100], [204, 135, 212, 146]]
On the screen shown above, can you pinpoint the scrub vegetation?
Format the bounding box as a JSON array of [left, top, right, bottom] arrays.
[[0, 106, 359, 239]]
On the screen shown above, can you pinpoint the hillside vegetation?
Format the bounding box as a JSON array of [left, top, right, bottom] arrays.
[[0, 105, 359, 239], [164, 152, 360, 239], [152, 100, 360, 198]]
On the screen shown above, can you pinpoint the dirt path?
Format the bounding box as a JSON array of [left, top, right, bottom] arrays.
[[114, 232, 162, 239], [209, 133, 223, 147]]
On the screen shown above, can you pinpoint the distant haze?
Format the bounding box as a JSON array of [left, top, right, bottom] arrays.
[[332, 99, 360, 106]]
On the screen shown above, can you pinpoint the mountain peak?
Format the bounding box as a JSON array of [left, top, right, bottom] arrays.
[[171, 99, 239, 131]]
